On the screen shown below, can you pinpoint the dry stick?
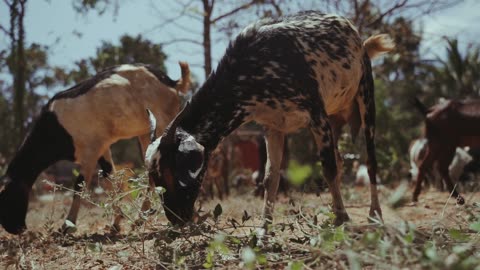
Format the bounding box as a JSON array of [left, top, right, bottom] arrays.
[[441, 183, 459, 218]]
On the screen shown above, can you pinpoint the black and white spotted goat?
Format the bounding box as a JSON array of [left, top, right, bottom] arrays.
[[146, 11, 394, 226], [0, 62, 190, 234]]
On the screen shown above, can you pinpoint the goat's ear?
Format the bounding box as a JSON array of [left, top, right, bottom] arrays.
[[146, 109, 157, 143], [174, 136, 205, 188]]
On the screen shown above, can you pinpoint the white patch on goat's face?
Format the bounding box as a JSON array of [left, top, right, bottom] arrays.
[[178, 134, 205, 180], [178, 135, 203, 153], [188, 166, 203, 179], [145, 137, 161, 168], [178, 180, 188, 187]]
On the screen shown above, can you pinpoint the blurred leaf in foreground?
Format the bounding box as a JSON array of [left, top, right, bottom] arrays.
[[287, 160, 312, 186]]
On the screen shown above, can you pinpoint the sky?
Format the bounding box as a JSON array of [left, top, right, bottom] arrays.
[[1, 0, 480, 94]]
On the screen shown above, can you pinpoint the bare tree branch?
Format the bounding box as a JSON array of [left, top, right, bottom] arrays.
[[3, 0, 13, 7], [264, 0, 283, 16], [367, 0, 408, 27], [211, 0, 261, 23], [0, 25, 9, 36], [159, 38, 203, 46], [143, 18, 201, 36]]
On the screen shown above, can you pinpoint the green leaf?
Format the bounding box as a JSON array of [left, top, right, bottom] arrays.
[[424, 245, 438, 261], [248, 234, 258, 248], [154, 186, 165, 195], [213, 203, 223, 221], [469, 221, 480, 232], [345, 250, 361, 270], [288, 261, 304, 270], [87, 242, 102, 253], [449, 229, 470, 241], [387, 182, 408, 208], [130, 189, 139, 199], [287, 160, 313, 186], [241, 247, 256, 265], [242, 210, 251, 223]]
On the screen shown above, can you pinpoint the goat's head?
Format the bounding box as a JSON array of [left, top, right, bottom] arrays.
[[0, 174, 28, 234], [145, 104, 205, 226]]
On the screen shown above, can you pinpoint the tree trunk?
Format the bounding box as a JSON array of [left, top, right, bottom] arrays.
[[14, 0, 27, 140], [10, 0, 27, 144], [202, 0, 213, 79]]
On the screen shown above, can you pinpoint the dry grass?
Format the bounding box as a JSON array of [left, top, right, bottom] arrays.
[[1, 174, 480, 269]]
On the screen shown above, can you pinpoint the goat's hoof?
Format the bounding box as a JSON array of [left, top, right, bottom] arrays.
[[261, 217, 273, 233], [368, 209, 383, 224], [61, 220, 77, 235], [456, 196, 465, 205], [334, 212, 350, 226], [412, 195, 419, 203]]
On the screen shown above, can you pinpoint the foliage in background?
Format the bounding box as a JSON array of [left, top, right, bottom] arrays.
[[1, 0, 479, 183]]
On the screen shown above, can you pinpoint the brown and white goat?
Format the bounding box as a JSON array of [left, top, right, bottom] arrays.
[[0, 62, 190, 234], [146, 11, 393, 227], [412, 97, 480, 203]]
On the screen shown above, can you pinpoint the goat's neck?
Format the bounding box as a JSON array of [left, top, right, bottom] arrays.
[[6, 148, 54, 187], [179, 96, 249, 152], [182, 106, 245, 152], [6, 111, 75, 188]]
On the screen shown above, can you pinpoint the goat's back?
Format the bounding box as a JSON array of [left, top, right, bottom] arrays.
[[426, 99, 480, 138], [233, 11, 364, 115], [48, 65, 181, 142]]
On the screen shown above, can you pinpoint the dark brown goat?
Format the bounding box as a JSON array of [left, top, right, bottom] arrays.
[[412, 97, 480, 203]]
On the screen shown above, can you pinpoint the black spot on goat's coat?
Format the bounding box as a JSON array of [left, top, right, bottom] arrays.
[[0, 111, 75, 234]]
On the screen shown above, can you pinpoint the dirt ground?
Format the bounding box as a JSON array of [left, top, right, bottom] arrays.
[[1, 185, 479, 269]]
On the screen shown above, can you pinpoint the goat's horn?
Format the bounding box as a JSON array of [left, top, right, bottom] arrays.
[[146, 109, 157, 143], [163, 102, 191, 145]]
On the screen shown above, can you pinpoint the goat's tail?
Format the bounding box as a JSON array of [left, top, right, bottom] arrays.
[[175, 61, 191, 94], [364, 34, 395, 59], [412, 97, 429, 116]]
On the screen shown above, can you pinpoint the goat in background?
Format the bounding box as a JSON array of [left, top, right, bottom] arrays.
[[0, 62, 190, 234], [412, 97, 480, 203]]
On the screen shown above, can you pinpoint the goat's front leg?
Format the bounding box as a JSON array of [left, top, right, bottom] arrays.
[[138, 133, 151, 160], [413, 146, 435, 202], [62, 163, 96, 234], [310, 118, 349, 226], [261, 129, 285, 228]]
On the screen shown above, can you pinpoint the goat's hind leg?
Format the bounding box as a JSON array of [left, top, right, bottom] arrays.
[[357, 57, 382, 221], [99, 149, 131, 233], [438, 148, 465, 205], [261, 129, 285, 228], [310, 116, 349, 226]]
